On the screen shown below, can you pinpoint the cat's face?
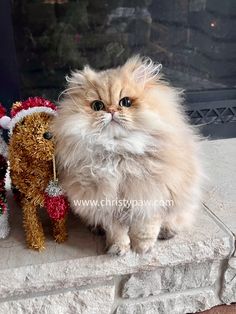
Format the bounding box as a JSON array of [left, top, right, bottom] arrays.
[[55, 56, 181, 153], [68, 68, 142, 139]]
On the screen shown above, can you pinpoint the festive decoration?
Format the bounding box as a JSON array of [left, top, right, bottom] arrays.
[[44, 154, 69, 224], [9, 97, 68, 250], [0, 103, 10, 239], [45, 177, 69, 221], [9, 97, 56, 134]]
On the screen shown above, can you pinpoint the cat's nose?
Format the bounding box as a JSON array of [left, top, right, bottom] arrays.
[[108, 109, 116, 116]]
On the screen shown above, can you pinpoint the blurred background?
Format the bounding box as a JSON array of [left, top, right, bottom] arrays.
[[11, 0, 236, 100], [0, 0, 235, 138]]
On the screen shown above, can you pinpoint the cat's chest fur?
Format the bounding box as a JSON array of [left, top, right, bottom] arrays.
[[80, 143, 157, 183], [74, 132, 160, 191]]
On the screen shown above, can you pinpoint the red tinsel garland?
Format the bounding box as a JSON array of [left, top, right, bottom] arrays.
[[11, 97, 57, 118], [44, 180, 69, 221]]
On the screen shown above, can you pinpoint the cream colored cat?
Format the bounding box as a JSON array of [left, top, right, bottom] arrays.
[[52, 56, 202, 255]]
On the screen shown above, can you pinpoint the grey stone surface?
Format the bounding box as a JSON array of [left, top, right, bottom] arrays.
[[122, 261, 221, 299], [0, 190, 105, 270], [202, 138, 236, 236], [0, 204, 232, 299], [0, 138, 235, 313], [202, 138, 236, 304], [221, 257, 236, 304], [116, 288, 219, 314], [0, 285, 115, 314]]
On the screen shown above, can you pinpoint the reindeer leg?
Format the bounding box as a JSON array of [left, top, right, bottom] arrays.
[[51, 215, 68, 243], [22, 197, 45, 250]]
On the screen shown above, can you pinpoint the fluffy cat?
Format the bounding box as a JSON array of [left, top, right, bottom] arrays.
[[52, 56, 202, 255]]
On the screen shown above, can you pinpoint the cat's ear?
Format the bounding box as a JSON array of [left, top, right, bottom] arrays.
[[66, 66, 96, 87], [123, 55, 162, 86]]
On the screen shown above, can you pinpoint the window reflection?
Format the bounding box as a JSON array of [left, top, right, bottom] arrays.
[[12, 0, 236, 100]]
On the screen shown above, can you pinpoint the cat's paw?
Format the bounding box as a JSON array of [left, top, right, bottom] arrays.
[[131, 238, 156, 254], [158, 226, 177, 240], [88, 225, 105, 236], [107, 242, 130, 256]]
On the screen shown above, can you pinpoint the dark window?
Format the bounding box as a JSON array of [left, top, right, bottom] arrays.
[[1, 0, 236, 138]]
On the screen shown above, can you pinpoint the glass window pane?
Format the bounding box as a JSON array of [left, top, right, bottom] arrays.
[[12, 0, 236, 100]]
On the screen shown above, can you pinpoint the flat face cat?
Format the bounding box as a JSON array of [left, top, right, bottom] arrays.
[[52, 56, 202, 255]]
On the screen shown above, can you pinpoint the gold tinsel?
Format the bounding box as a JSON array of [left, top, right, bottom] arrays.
[[9, 112, 68, 250]]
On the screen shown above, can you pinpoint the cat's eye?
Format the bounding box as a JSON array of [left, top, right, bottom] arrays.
[[119, 97, 132, 108], [91, 100, 105, 111]]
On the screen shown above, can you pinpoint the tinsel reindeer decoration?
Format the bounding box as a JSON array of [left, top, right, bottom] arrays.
[[44, 155, 69, 221], [9, 97, 69, 250], [0, 104, 11, 238]]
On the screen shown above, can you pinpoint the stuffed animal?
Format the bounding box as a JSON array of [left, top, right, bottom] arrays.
[[8, 97, 68, 250], [0, 103, 11, 238]]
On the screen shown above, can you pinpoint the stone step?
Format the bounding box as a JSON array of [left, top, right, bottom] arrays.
[[202, 138, 236, 305], [0, 138, 235, 313]]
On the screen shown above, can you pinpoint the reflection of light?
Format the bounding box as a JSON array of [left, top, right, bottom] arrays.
[[210, 21, 216, 28]]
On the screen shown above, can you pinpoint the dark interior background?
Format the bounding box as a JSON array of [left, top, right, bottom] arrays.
[[0, 0, 235, 138], [12, 0, 236, 99]]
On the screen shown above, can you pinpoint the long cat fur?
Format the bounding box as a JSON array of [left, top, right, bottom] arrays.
[[52, 56, 202, 255]]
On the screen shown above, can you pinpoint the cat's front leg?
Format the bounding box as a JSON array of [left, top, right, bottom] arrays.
[[158, 224, 177, 240], [105, 221, 130, 256], [158, 202, 197, 240], [129, 215, 162, 254]]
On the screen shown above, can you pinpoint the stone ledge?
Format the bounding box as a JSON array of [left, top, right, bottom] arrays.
[[221, 257, 236, 304], [0, 138, 235, 313], [202, 138, 236, 305], [0, 205, 232, 300], [0, 285, 115, 314], [203, 138, 236, 236], [116, 288, 220, 314], [121, 260, 222, 299]]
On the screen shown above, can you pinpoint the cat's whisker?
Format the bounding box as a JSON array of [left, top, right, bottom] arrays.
[[119, 117, 132, 123], [66, 94, 79, 108], [117, 117, 133, 126], [71, 141, 81, 164], [86, 78, 99, 91], [92, 118, 110, 131], [58, 86, 80, 101], [60, 86, 79, 94], [65, 75, 81, 85]]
